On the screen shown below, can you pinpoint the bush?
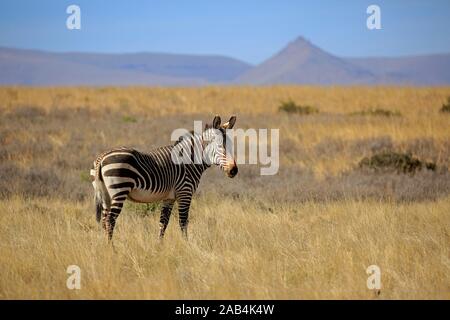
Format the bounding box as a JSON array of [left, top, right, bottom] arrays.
[[440, 97, 450, 113], [350, 108, 401, 117], [279, 100, 319, 115], [122, 115, 137, 123], [359, 151, 436, 174]]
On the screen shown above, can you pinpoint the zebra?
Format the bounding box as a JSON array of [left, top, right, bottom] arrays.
[[90, 115, 238, 240]]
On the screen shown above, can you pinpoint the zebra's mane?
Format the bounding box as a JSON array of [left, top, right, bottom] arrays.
[[173, 130, 200, 146]]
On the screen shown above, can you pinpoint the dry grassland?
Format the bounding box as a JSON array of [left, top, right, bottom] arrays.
[[0, 86, 449, 299]]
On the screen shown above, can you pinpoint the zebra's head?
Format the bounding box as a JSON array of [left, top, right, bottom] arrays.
[[203, 115, 238, 178]]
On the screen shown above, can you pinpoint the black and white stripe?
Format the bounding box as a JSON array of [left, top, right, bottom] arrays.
[[90, 115, 237, 240]]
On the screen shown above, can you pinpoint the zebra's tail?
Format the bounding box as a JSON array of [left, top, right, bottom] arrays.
[[91, 161, 110, 223], [95, 190, 103, 223]]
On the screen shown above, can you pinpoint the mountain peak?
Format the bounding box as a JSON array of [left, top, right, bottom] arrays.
[[237, 35, 376, 84], [278, 36, 319, 58], [287, 36, 314, 48], [292, 36, 312, 45]]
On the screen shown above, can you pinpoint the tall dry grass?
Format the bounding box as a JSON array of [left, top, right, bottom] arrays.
[[0, 86, 449, 299], [0, 195, 448, 299]]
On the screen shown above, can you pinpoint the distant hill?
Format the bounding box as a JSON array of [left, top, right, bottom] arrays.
[[236, 37, 376, 85], [1, 37, 450, 86], [236, 36, 450, 85], [0, 47, 251, 86], [346, 54, 450, 85]]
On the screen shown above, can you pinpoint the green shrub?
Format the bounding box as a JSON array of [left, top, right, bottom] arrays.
[[122, 115, 137, 123], [279, 100, 319, 115], [351, 108, 401, 117], [359, 151, 436, 174]]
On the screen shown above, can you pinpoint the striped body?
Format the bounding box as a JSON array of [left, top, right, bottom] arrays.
[[90, 115, 238, 240]]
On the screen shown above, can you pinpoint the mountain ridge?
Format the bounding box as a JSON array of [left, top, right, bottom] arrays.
[[236, 36, 450, 85], [1, 37, 450, 86], [0, 46, 252, 86]]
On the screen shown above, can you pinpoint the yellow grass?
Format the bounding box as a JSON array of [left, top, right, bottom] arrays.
[[2, 86, 450, 116], [1, 86, 450, 176], [0, 86, 449, 299], [0, 195, 448, 299]]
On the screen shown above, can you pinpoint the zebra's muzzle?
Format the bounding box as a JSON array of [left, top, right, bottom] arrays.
[[228, 166, 238, 178]]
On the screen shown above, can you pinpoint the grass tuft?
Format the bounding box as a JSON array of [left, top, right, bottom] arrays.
[[278, 99, 319, 115]]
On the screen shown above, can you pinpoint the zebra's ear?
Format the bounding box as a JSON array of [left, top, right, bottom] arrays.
[[204, 123, 210, 130], [212, 115, 221, 129], [222, 115, 236, 129]]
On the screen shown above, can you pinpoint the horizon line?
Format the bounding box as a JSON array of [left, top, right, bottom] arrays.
[[2, 41, 450, 66]]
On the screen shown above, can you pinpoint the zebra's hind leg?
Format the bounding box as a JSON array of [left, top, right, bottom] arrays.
[[101, 207, 108, 231], [105, 199, 126, 241], [159, 199, 175, 239]]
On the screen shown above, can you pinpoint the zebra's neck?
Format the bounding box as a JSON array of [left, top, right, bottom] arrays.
[[172, 131, 211, 171]]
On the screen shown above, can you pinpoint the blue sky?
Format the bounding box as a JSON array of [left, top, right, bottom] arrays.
[[0, 0, 449, 64]]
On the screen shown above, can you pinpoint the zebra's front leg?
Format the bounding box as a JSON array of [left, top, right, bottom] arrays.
[[159, 199, 175, 239], [177, 195, 192, 240]]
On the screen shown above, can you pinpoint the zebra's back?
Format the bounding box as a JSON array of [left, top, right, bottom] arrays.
[[92, 146, 183, 202]]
